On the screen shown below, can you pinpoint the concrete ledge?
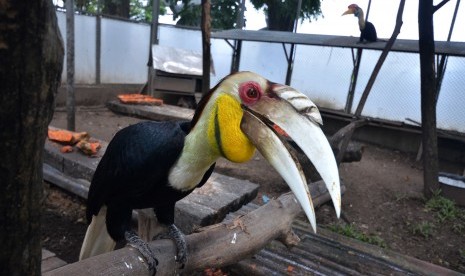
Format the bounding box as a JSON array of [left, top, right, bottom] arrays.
[[42, 249, 67, 273], [56, 84, 142, 107]]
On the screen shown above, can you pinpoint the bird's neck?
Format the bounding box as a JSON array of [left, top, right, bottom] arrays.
[[168, 118, 219, 191], [357, 10, 366, 30], [168, 93, 255, 191]]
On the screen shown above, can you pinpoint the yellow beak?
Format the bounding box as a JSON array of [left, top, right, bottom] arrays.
[[342, 8, 355, 16]]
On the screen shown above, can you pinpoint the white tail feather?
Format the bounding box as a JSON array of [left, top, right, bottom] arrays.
[[79, 206, 116, 260]]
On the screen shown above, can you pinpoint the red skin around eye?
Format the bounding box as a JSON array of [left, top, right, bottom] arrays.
[[239, 81, 262, 105]]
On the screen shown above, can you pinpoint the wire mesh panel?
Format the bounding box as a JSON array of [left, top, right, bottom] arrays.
[[352, 51, 422, 125], [437, 57, 465, 133], [238, 41, 289, 84], [292, 45, 354, 111]]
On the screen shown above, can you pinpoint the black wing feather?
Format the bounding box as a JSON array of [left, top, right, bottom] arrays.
[[86, 121, 187, 221], [361, 21, 377, 42]]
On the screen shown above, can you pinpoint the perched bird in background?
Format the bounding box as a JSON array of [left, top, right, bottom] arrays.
[[79, 71, 341, 275], [343, 4, 378, 43]]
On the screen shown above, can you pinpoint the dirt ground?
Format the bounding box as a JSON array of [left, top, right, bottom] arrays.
[[43, 105, 465, 273]]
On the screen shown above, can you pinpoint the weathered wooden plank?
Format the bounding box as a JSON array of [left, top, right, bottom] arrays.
[[42, 249, 56, 259], [107, 100, 194, 121], [43, 163, 90, 199], [225, 208, 462, 276], [41, 249, 67, 273]]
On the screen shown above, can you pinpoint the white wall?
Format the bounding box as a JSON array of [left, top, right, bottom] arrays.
[[57, 12, 97, 84], [100, 18, 150, 83], [56, 11, 465, 133]]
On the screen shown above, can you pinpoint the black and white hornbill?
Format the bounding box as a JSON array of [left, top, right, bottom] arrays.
[[342, 4, 378, 43], [79, 71, 341, 274]]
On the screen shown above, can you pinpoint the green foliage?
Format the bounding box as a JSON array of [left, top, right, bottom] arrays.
[[250, 0, 321, 21], [327, 224, 386, 248], [250, 0, 322, 31], [72, 0, 166, 22], [167, 0, 239, 29], [130, 0, 167, 22], [411, 221, 435, 238], [425, 191, 463, 222], [167, 0, 322, 30]]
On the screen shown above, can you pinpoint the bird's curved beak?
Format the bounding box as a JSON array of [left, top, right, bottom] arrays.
[[342, 8, 355, 16], [240, 84, 341, 233]]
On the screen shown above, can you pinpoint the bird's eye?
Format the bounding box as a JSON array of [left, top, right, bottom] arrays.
[[239, 81, 262, 105], [247, 87, 258, 98]]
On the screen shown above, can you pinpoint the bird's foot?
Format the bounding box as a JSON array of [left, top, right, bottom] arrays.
[[125, 230, 158, 275], [168, 224, 188, 269]]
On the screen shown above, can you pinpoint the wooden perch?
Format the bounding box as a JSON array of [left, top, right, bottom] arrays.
[[44, 187, 335, 276], [329, 119, 368, 164]]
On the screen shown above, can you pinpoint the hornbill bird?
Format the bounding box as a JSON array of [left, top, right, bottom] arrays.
[[342, 4, 378, 43], [79, 71, 341, 274]]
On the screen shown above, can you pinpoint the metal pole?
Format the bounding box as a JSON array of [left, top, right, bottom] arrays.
[[147, 0, 160, 96], [365, 0, 372, 21], [345, 48, 363, 113], [285, 0, 302, 85], [96, 0, 102, 85], [201, 0, 211, 95], [66, 0, 75, 131], [435, 0, 460, 104]]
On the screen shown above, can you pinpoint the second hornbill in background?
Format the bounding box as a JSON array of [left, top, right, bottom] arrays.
[[343, 3, 378, 43], [79, 71, 341, 274]]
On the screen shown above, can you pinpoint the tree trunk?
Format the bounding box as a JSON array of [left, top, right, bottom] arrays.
[[103, 0, 130, 18], [266, 3, 294, 31], [418, 0, 439, 198], [0, 1, 64, 275]]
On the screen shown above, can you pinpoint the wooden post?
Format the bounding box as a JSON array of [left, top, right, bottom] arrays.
[[146, 0, 160, 96], [418, 0, 439, 197], [137, 209, 166, 242], [201, 0, 211, 95], [66, 0, 76, 131]]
